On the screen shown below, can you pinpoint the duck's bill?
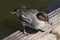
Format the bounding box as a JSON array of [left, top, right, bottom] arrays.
[[10, 11, 16, 15]]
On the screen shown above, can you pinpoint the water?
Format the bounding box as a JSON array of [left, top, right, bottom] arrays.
[[45, 0, 60, 13]]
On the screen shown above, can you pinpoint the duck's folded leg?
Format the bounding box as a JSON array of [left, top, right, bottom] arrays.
[[38, 29, 45, 32]]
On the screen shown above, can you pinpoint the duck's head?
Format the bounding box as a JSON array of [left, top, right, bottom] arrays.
[[10, 6, 27, 15]]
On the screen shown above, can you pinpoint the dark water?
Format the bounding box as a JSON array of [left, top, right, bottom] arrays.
[[45, 0, 60, 13]]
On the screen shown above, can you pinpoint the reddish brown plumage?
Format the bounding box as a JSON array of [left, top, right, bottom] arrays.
[[37, 11, 48, 21]]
